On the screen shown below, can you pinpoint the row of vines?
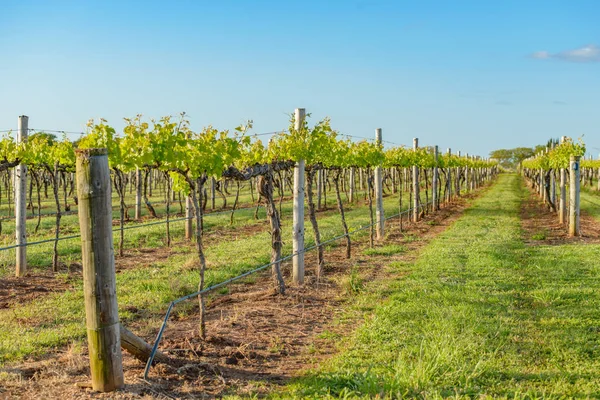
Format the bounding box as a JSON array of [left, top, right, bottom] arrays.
[[3, 113, 498, 339]]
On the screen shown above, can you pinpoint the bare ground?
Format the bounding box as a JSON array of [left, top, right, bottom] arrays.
[[520, 185, 600, 245]]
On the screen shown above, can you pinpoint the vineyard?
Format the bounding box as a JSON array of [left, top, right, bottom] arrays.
[[1, 111, 600, 399]]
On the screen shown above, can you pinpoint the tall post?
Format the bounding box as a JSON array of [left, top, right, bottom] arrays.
[[374, 129, 385, 238], [550, 144, 556, 205], [559, 137, 567, 224], [569, 155, 581, 237], [15, 115, 28, 277], [432, 146, 439, 211], [465, 153, 470, 193], [349, 167, 355, 203], [446, 148, 452, 202], [210, 178, 216, 210], [134, 167, 142, 220], [316, 168, 322, 210], [76, 148, 124, 392], [147, 169, 152, 197], [185, 195, 193, 240], [292, 108, 306, 284], [456, 150, 461, 197], [412, 138, 420, 222]]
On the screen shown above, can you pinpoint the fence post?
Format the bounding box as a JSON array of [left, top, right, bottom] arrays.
[[135, 167, 142, 220], [185, 195, 193, 240], [292, 108, 306, 284], [456, 150, 461, 197], [76, 148, 124, 392], [559, 137, 567, 224], [569, 155, 581, 237], [465, 153, 470, 193], [446, 148, 452, 202], [210, 178, 216, 210], [374, 128, 385, 239], [349, 167, 355, 203], [412, 138, 420, 222], [15, 115, 28, 277], [432, 145, 439, 211]]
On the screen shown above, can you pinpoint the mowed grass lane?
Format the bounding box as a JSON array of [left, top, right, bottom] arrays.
[[279, 174, 600, 399]]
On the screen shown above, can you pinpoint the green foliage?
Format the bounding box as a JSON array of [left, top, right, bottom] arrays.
[[522, 137, 586, 170]]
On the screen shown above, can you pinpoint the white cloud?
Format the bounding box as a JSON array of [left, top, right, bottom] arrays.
[[531, 44, 600, 63], [531, 51, 550, 59]]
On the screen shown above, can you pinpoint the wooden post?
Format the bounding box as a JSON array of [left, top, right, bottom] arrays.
[[15, 115, 28, 277], [446, 148, 452, 202], [135, 167, 142, 220], [569, 155, 581, 237], [316, 168, 322, 210], [185, 195, 193, 240], [456, 150, 461, 197], [148, 169, 152, 197], [465, 153, 470, 193], [76, 148, 124, 392], [292, 108, 306, 284], [432, 145, 439, 211], [413, 138, 420, 222], [559, 137, 567, 224], [210, 178, 216, 210], [349, 167, 355, 203], [374, 129, 385, 239], [550, 144, 556, 205]]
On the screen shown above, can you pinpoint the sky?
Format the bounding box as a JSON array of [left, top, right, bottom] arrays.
[[0, 0, 598, 157]]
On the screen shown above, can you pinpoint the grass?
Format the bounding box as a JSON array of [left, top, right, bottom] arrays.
[[363, 244, 406, 256], [274, 174, 600, 399], [0, 184, 434, 364]]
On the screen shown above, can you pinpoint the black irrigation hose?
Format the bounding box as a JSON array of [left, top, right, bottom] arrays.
[[143, 199, 442, 378]]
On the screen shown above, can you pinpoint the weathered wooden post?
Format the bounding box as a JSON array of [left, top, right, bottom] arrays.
[[15, 115, 28, 277], [456, 150, 461, 197], [185, 195, 193, 240], [432, 145, 439, 211], [559, 137, 567, 224], [316, 168, 322, 210], [374, 128, 385, 238], [446, 148, 452, 203], [465, 153, 470, 193], [76, 148, 124, 392], [349, 167, 355, 203], [292, 108, 306, 284], [134, 167, 142, 220], [413, 138, 420, 222], [210, 178, 216, 210], [569, 155, 581, 237]]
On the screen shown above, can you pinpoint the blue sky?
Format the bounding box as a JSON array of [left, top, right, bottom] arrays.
[[0, 0, 598, 156]]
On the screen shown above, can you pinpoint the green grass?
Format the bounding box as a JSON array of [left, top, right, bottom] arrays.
[[275, 174, 600, 399], [0, 184, 434, 364], [363, 244, 406, 256]]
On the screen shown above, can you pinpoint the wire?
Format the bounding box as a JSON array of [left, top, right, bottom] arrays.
[[143, 199, 441, 378], [28, 128, 86, 135]]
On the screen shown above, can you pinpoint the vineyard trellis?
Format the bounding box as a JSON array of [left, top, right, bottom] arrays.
[[1, 110, 498, 391]]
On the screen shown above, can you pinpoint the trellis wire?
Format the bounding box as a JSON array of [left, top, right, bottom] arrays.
[[143, 199, 436, 378]]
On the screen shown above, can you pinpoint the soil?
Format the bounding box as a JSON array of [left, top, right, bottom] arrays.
[[520, 186, 600, 245], [0, 188, 486, 400]]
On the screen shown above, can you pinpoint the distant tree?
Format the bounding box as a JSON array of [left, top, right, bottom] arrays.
[[489, 149, 513, 169], [490, 139, 559, 170], [29, 132, 57, 145]]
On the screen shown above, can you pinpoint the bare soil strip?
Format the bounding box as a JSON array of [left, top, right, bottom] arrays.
[[520, 184, 600, 245]]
